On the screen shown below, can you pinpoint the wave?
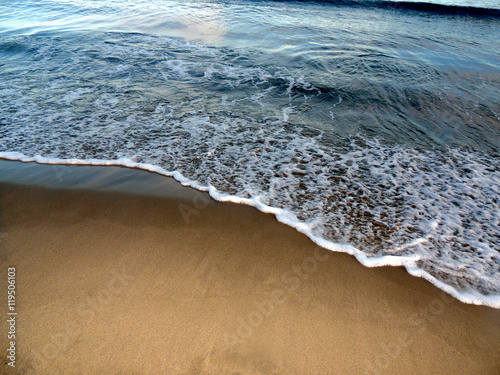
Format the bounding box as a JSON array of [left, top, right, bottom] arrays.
[[1, 9, 499, 309], [1, 151, 499, 309], [270, 0, 500, 17], [377, 1, 500, 16]]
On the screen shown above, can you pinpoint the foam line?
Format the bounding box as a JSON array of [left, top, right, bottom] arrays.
[[1, 152, 499, 309]]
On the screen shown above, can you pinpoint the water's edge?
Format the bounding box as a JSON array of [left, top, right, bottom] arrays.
[[2, 152, 498, 309]]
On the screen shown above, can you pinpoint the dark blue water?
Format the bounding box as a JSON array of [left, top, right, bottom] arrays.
[[1, 0, 499, 307]]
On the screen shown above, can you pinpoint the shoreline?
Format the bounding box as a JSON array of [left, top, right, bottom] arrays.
[[1, 160, 500, 373], [1, 156, 499, 309]]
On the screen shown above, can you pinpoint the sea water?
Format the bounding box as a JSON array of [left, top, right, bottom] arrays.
[[0, 0, 499, 307]]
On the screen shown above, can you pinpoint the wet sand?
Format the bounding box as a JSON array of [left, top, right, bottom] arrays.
[[1, 161, 499, 374]]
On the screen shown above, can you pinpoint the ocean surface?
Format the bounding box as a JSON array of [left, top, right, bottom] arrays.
[[1, 0, 499, 307]]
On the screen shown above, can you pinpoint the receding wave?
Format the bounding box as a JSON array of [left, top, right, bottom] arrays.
[[1, 2, 499, 308], [1, 32, 500, 307], [2, 139, 500, 309]]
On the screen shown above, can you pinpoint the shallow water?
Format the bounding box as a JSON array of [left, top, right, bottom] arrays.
[[1, 0, 499, 307]]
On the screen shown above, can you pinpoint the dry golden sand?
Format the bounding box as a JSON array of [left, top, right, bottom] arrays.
[[0, 162, 499, 374]]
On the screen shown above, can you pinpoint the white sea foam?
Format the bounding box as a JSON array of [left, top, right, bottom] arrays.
[[1, 149, 499, 309], [1, 31, 499, 309]]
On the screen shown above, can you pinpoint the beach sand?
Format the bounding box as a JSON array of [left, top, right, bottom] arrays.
[[1, 161, 499, 374]]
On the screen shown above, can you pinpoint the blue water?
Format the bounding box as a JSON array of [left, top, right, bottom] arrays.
[[1, 0, 499, 307]]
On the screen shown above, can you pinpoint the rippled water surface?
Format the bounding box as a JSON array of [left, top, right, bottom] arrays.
[[1, 0, 499, 307]]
